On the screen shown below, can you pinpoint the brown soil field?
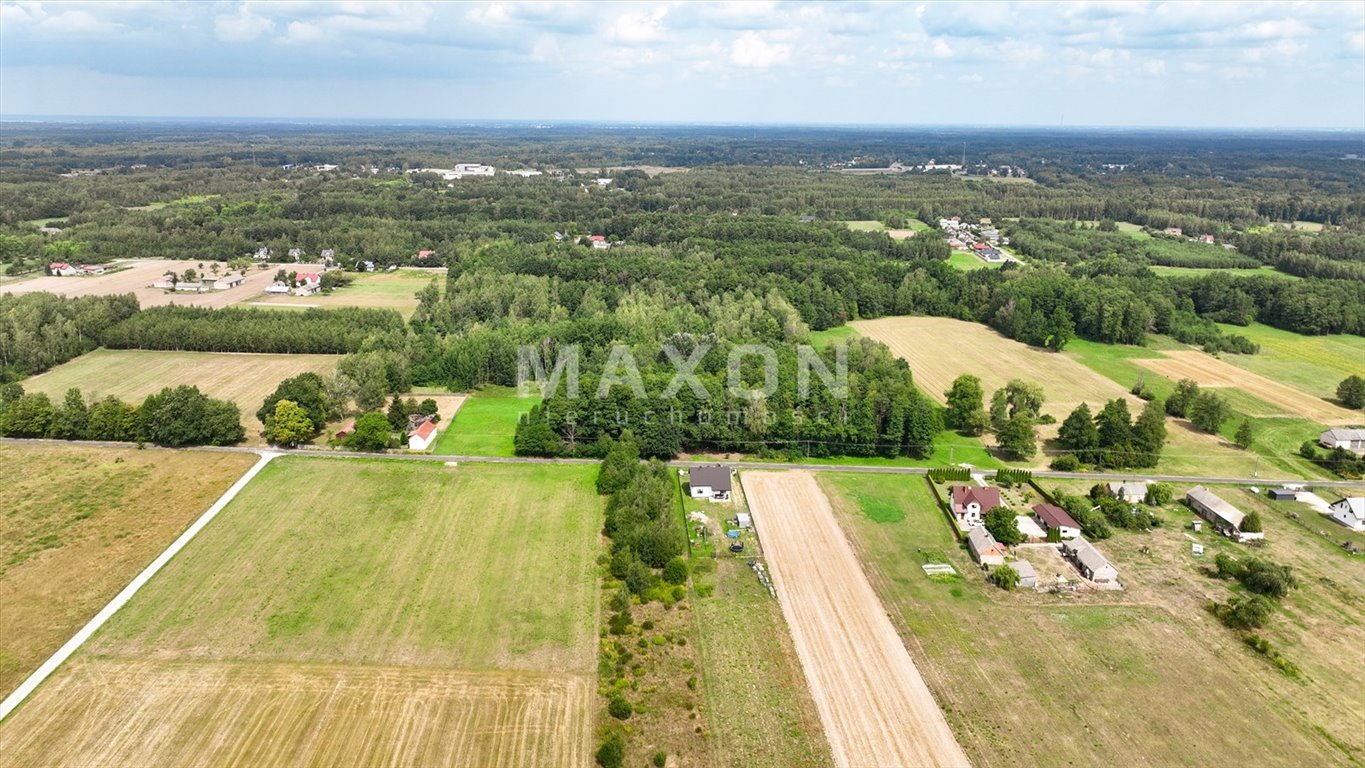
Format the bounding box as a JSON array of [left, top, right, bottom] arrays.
[[0, 444, 257, 697], [1134, 350, 1360, 425], [742, 470, 969, 768], [21, 348, 341, 441], [887, 229, 917, 240], [0, 659, 590, 768], [0, 260, 327, 309]]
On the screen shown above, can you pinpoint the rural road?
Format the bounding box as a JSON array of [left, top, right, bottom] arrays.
[[6, 438, 1365, 489], [0, 451, 280, 723]]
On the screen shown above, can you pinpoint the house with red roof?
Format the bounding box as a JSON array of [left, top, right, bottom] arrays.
[[293, 272, 322, 296], [950, 485, 1001, 529], [48, 262, 79, 276], [1032, 503, 1082, 539], [408, 418, 438, 451], [589, 235, 610, 250]]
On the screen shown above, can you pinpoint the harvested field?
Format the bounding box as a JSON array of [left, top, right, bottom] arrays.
[[0, 444, 256, 697], [1134, 350, 1359, 425], [21, 348, 340, 440], [0, 460, 602, 767], [742, 470, 969, 768], [0, 260, 325, 309], [0, 660, 590, 768]]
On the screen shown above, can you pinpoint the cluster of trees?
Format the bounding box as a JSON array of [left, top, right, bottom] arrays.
[[1165, 379, 1231, 435], [102, 305, 406, 354], [597, 434, 688, 600], [1208, 553, 1294, 632], [1054, 398, 1166, 469], [1299, 441, 1365, 479], [0, 292, 139, 380], [943, 375, 1046, 461], [0, 383, 244, 446]]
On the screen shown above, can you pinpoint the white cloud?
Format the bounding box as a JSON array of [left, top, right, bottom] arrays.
[[1348, 30, 1365, 54], [215, 6, 274, 42], [609, 6, 669, 45], [730, 31, 791, 68], [1140, 59, 1166, 76], [285, 20, 324, 43]]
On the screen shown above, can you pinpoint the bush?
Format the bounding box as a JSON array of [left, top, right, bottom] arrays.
[[595, 731, 625, 768], [607, 694, 632, 720], [1049, 454, 1081, 471], [984, 506, 1025, 546], [653, 751, 668, 768], [989, 564, 1019, 591]]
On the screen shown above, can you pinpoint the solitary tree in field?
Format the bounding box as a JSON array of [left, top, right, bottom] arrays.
[[945, 374, 988, 435], [1338, 375, 1365, 410], [1234, 419, 1254, 449]]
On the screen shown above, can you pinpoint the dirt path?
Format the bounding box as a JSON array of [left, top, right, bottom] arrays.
[[742, 470, 970, 768], [0, 451, 279, 722]]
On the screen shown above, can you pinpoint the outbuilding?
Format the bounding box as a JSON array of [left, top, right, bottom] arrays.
[[1187, 486, 1264, 543], [407, 419, 437, 451], [1061, 538, 1118, 583], [1032, 503, 1082, 539], [967, 527, 1007, 567], [1011, 559, 1037, 588], [1267, 489, 1297, 501]]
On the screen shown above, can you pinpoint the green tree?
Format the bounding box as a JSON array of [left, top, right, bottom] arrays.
[[138, 385, 244, 447], [2, 392, 54, 437], [1234, 419, 1254, 449], [595, 731, 625, 768], [1095, 398, 1133, 449], [1057, 402, 1100, 462], [1046, 306, 1075, 351], [337, 353, 390, 412], [266, 399, 314, 447], [1166, 378, 1201, 417], [1145, 482, 1174, 505], [87, 396, 139, 441], [1336, 375, 1365, 409], [984, 506, 1025, 546], [945, 374, 988, 435], [50, 387, 89, 440], [1240, 510, 1264, 535], [1131, 399, 1167, 467], [596, 432, 641, 495], [996, 413, 1037, 460], [662, 556, 689, 585], [386, 395, 413, 430], [1188, 391, 1230, 434], [345, 412, 392, 452], [1002, 379, 1045, 420], [989, 388, 1010, 433], [989, 564, 1020, 591], [257, 372, 333, 433]]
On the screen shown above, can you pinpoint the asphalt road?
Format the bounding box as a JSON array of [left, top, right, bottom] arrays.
[[6, 438, 1365, 489]]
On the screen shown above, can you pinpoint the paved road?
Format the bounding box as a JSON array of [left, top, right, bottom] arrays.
[[6, 438, 1365, 488]]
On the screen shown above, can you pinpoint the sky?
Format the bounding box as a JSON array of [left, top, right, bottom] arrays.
[[1, 1, 1363, 128]]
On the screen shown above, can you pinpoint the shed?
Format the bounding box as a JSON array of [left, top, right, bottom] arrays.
[[736, 512, 752, 529], [1267, 489, 1297, 501], [1011, 559, 1037, 588]]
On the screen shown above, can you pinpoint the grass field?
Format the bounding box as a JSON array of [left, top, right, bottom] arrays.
[[433, 385, 539, 456], [1116, 221, 1151, 239], [688, 477, 833, 768], [945, 251, 1002, 271], [21, 348, 340, 441], [0, 459, 602, 767], [0, 444, 256, 698], [1133, 350, 1359, 425], [247, 269, 442, 318], [1212, 322, 1365, 401], [819, 472, 1365, 768], [842, 220, 885, 231], [807, 323, 860, 348], [1149, 264, 1297, 280]]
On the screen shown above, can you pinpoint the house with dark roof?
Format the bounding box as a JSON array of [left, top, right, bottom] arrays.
[[688, 465, 732, 502], [1187, 486, 1264, 543], [1032, 503, 1082, 539], [950, 485, 1001, 529], [1061, 538, 1118, 583]]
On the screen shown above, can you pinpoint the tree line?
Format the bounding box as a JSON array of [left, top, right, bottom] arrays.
[[0, 382, 244, 446]]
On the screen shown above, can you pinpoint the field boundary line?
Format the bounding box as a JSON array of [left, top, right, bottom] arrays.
[[0, 450, 280, 721]]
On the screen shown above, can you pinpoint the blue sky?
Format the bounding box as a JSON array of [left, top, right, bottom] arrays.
[[2, 1, 1362, 128]]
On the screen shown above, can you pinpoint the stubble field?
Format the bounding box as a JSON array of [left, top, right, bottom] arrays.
[[742, 470, 968, 768], [0, 260, 322, 309], [0, 444, 257, 697], [1134, 350, 1360, 425], [21, 348, 341, 440], [0, 459, 603, 768]]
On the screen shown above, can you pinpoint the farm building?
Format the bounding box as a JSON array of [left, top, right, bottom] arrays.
[[174, 281, 206, 292], [966, 527, 1007, 567], [688, 464, 733, 502], [1011, 559, 1037, 588], [1186, 486, 1264, 543], [80, 264, 106, 275], [950, 485, 1001, 529], [1267, 488, 1297, 501], [48, 262, 79, 276], [407, 419, 437, 451], [293, 273, 322, 296], [264, 281, 290, 294], [1107, 480, 1149, 504], [1320, 428, 1365, 454], [334, 420, 356, 440], [152, 273, 177, 290], [1328, 497, 1365, 532], [1061, 538, 1118, 583], [1032, 503, 1082, 539], [213, 273, 245, 290]]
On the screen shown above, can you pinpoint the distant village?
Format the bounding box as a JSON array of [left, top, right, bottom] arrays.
[[937, 216, 1023, 264]]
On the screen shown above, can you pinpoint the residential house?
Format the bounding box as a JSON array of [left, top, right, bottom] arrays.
[[407, 419, 438, 451], [979, 217, 993, 226], [947, 238, 966, 249], [37, 226, 63, 235], [1032, 503, 1082, 539], [264, 281, 291, 294], [1107, 480, 1149, 504], [981, 227, 1001, 241], [174, 281, 205, 292], [1012, 559, 1037, 588], [1198, 234, 1216, 244], [1320, 428, 1365, 454], [1163, 227, 1183, 236], [594, 177, 613, 187], [48, 262, 79, 276], [950, 485, 1001, 529], [688, 465, 733, 502], [334, 420, 356, 440], [1061, 538, 1118, 583], [80, 264, 106, 275], [293, 273, 322, 296], [253, 247, 272, 261], [416, 249, 437, 260], [980, 248, 1005, 262], [1328, 497, 1365, 532], [320, 248, 336, 265], [967, 527, 1007, 566], [589, 235, 610, 250], [288, 248, 303, 260], [1186, 486, 1264, 542], [973, 242, 989, 251], [213, 273, 245, 290]]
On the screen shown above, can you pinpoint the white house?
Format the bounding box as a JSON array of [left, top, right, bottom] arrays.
[[174, 281, 205, 292], [213, 273, 245, 290], [253, 247, 272, 261], [48, 262, 79, 276], [408, 419, 437, 451], [950, 485, 1001, 529], [1107, 480, 1150, 504], [688, 465, 732, 502], [1320, 428, 1365, 454], [264, 281, 291, 294], [589, 235, 610, 249], [293, 273, 322, 296], [1328, 497, 1365, 532]]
